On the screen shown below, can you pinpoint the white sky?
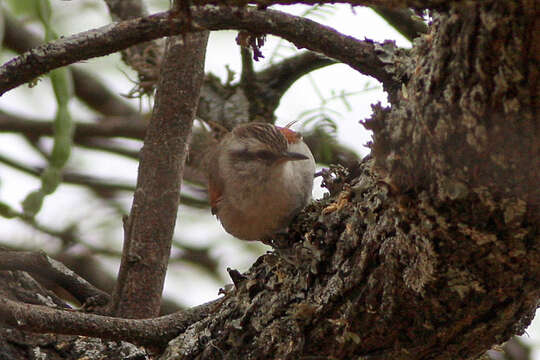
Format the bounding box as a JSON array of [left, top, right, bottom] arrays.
[[0, 1, 537, 357]]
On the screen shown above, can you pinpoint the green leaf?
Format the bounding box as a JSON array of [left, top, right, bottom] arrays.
[[50, 135, 72, 168], [50, 68, 73, 106], [0, 201, 17, 219], [41, 167, 62, 194], [36, 0, 52, 24], [22, 190, 45, 216], [5, 0, 39, 19]]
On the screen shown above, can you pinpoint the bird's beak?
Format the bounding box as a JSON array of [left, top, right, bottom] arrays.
[[283, 151, 309, 161]]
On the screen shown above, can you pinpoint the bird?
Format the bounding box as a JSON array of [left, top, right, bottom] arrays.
[[207, 122, 315, 241]]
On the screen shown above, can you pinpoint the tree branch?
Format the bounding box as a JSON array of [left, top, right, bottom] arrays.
[[240, 47, 256, 86], [0, 250, 110, 307], [0, 151, 208, 208], [0, 113, 145, 139], [0, 151, 131, 191], [259, 52, 335, 95], [303, 127, 361, 167], [0, 7, 400, 97], [0, 296, 217, 347], [161, 2, 536, 358], [54, 252, 189, 315], [76, 138, 140, 160], [110, 30, 209, 318], [0, 110, 360, 185], [372, 6, 428, 41], [252, 51, 336, 117]]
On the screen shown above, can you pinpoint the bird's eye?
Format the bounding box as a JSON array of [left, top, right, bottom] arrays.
[[229, 149, 277, 162], [230, 148, 251, 159], [255, 150, 276, 160]]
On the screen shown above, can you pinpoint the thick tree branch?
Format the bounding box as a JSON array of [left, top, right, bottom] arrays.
[[163, 159, 537, 359], [246, 51, 336, 118], [2, 9, 136, 117], [372, 6, 428, 41], [0, 271, 147, 359], [110, 31, 209, 318], [258, 52, 335, 96], [0, 7, 400, 98], [0, 296, 217, 347], [0, 250, 110, 307]]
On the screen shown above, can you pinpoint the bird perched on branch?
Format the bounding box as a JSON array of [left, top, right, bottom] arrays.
[[207, 122, 315, 241]]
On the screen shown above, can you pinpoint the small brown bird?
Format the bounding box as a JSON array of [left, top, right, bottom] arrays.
[[208, 122, 315, 241]]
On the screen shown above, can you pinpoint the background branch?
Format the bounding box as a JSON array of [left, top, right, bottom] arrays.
[[372, 6, 428, 41], [104, 0, 163, 97], [0, 110, 362, 183], [246, 52, 336, 119], [0, 151, 208, 207], [0, 7, 401, 97], [2, 9, 137, 117], [0, 113, 145, 139], [258, 52, 336, 97], [0, 250, 110, 307]]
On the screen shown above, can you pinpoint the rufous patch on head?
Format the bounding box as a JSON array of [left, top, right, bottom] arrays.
[[277, 126, 301, 144]]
